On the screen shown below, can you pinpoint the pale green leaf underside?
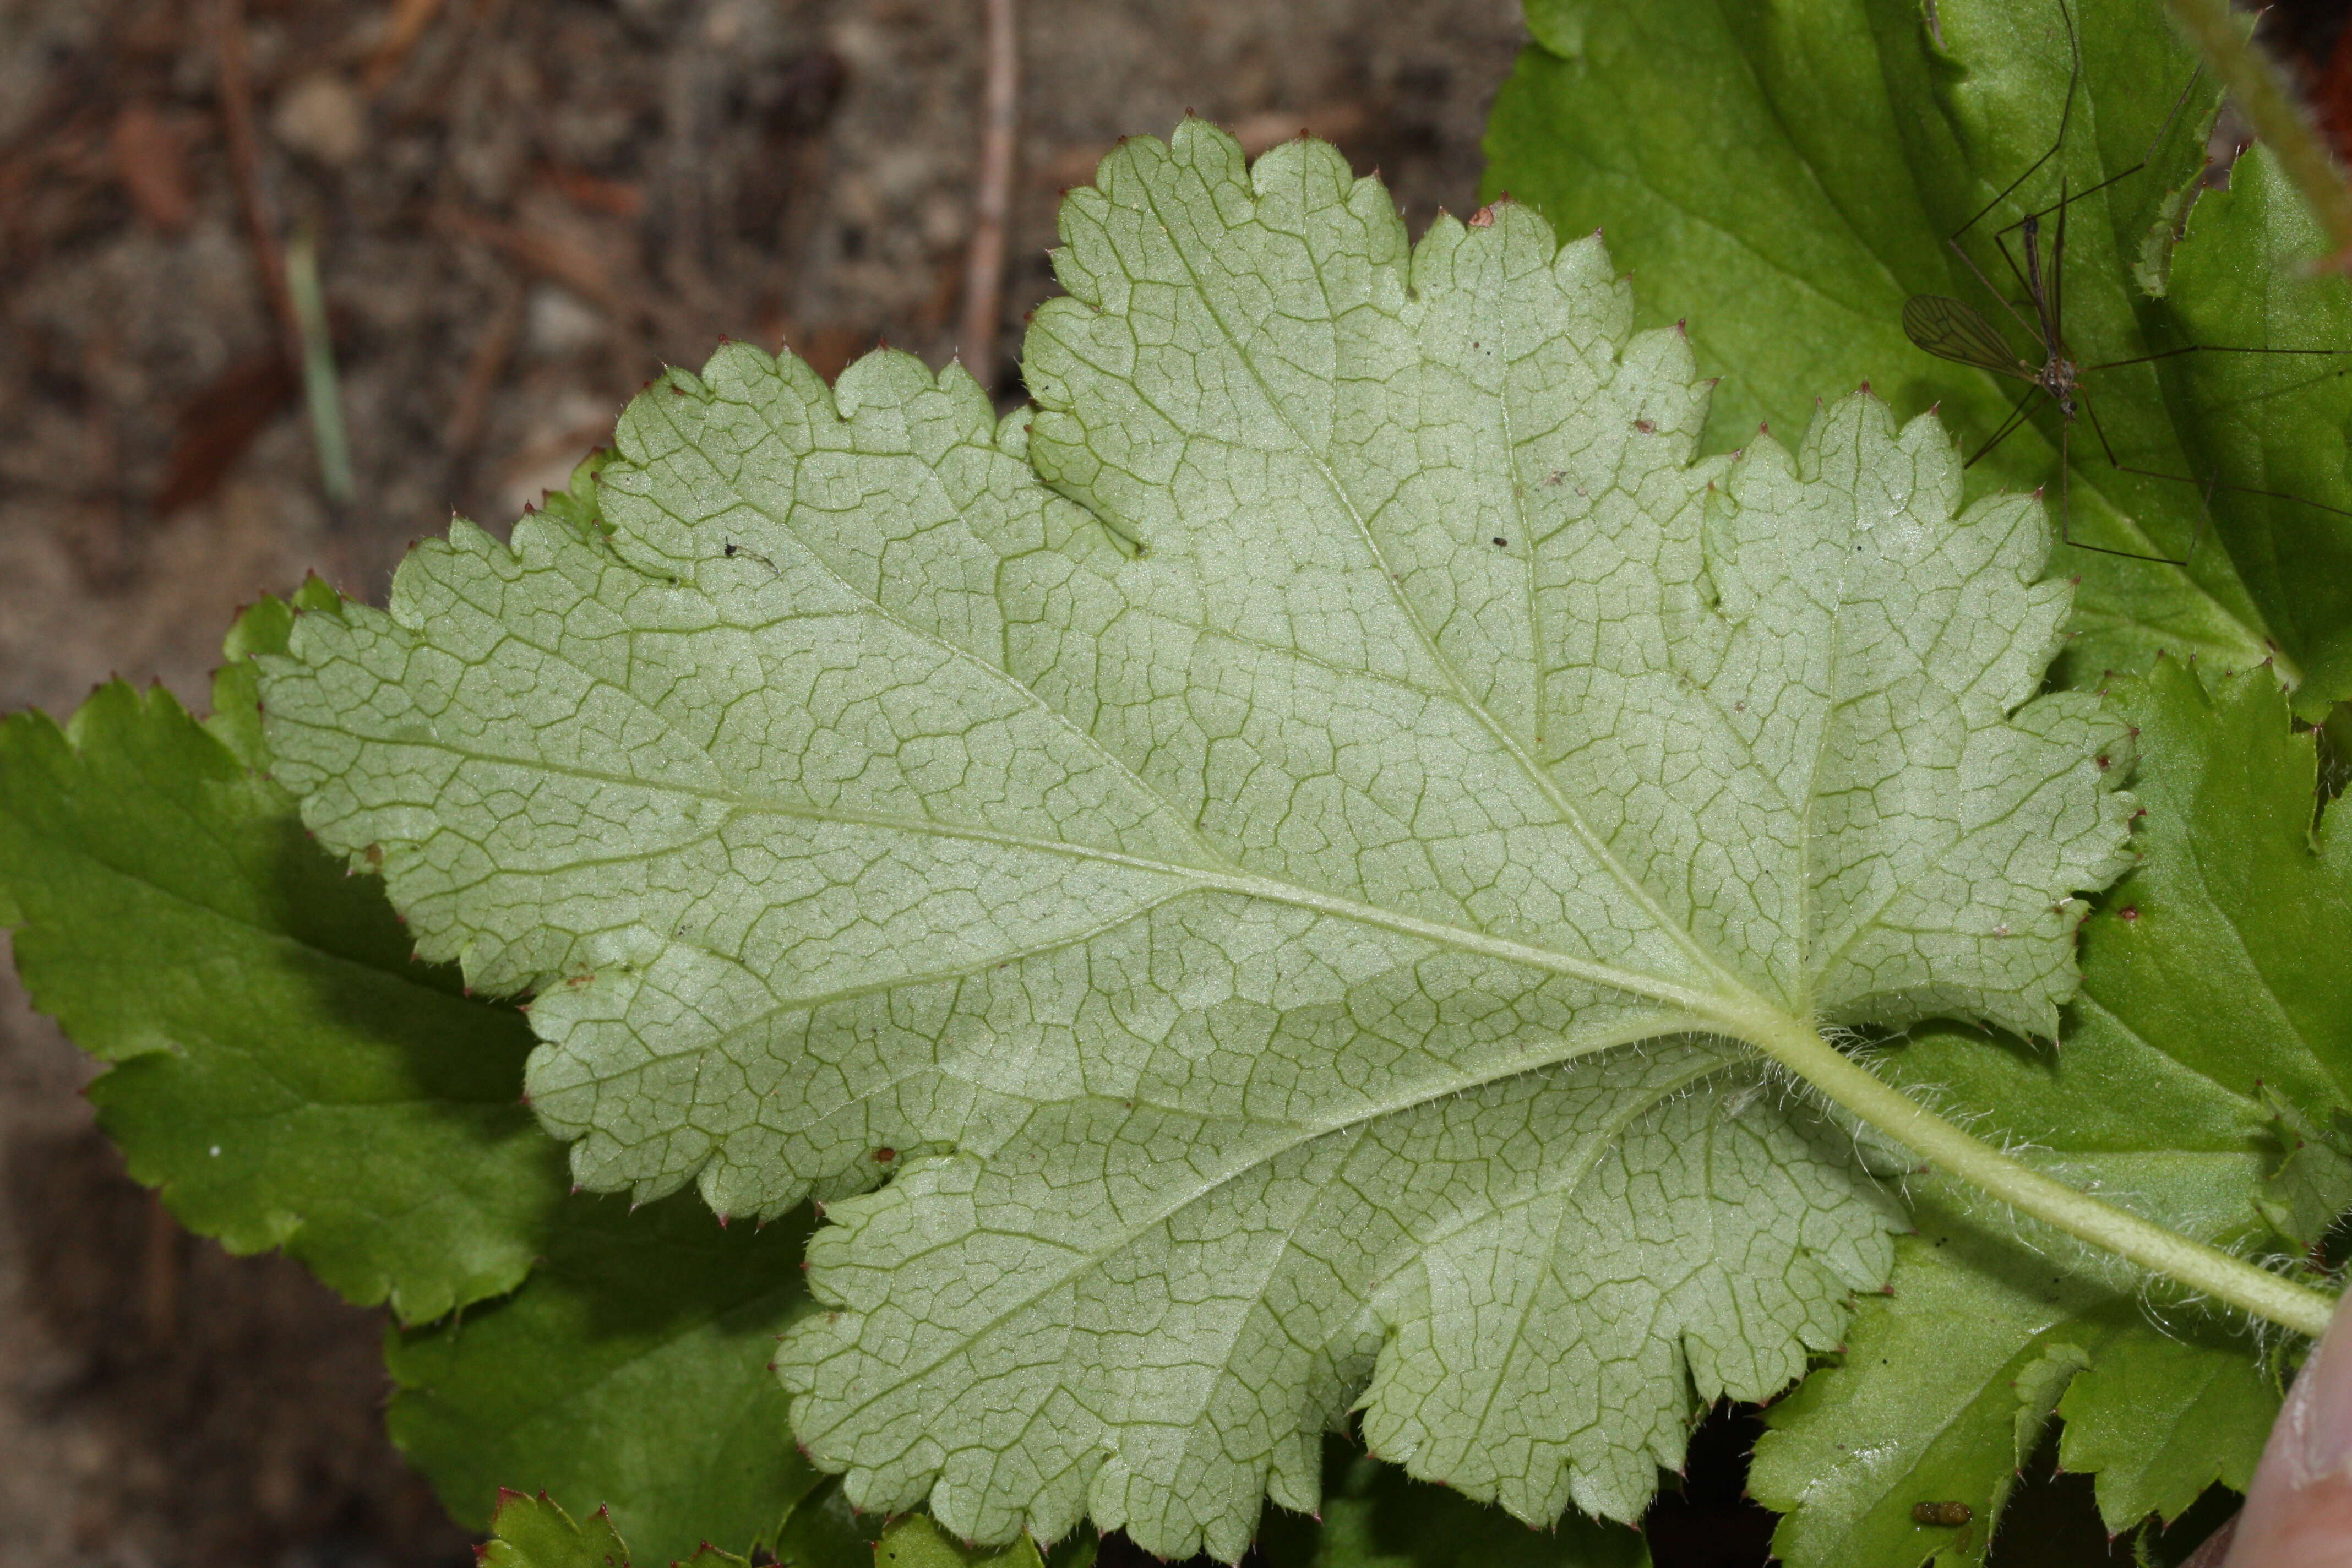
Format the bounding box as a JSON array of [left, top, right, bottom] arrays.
[[260, 126, 2133, 1561]]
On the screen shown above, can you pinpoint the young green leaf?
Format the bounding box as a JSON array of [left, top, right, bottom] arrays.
[[477, 1490, 750, 1568], [1485, 0, 2352, 712], [0, 590, 561, 1325], [478, 1492, 636, 1568], [260, 124, 2154, 1559], [386, 1191, 824, 1567]]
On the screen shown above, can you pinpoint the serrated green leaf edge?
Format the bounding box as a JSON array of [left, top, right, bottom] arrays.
[[0, 589, 560, 1324]]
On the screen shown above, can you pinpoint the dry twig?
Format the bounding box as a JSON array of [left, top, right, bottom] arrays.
[[444, 277, 526, 455], [364, 0, 449, 95], [960, 0, 1019, 396], [209, 0, 301, 361]]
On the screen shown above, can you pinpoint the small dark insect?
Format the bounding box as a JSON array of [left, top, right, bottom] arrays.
[[1901, 0, 2352, 567], [1912, 1501, 1974, 1528]]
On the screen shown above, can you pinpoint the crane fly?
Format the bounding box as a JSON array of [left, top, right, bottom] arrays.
[[1902, 0, 2352, 567]]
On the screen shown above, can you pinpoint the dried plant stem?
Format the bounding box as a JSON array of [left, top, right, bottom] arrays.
[[210, 0, 301, 360], [2165, 0, 2352, 271], [364, 0, 449, 95], [960, 0, 1019, 396]]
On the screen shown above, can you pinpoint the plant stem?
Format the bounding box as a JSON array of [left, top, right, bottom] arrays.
[[959, 0, 1019, 395], [2165, 0, 2352, 272], [1738, 1008, 2339, 1338], [286, 222, 355, 507]]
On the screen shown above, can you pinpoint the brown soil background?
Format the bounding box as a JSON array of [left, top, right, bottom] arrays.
[[0, 2, 1525, 1564]]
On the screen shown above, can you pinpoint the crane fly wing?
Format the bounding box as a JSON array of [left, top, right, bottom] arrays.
[[1903, 295, 2026, 375]]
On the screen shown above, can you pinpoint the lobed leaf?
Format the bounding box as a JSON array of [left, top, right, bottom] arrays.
[[1485, 0, 2352, 711], [259, 125, 2136, 1560]]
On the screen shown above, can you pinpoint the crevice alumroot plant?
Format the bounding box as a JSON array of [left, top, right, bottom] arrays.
[[7, 1, 2352, 1565]]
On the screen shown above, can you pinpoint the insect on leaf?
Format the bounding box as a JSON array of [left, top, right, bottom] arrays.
[[258, 125, 2135, 1561], [1901, 295, 2027, 377]]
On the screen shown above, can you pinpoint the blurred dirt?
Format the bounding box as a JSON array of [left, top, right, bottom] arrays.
[[0, 1, 1523, 1563]]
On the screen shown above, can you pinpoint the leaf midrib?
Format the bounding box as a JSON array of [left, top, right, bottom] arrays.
[[1119, 150, 1747, 1003], [382, 736, 1738, 1021]]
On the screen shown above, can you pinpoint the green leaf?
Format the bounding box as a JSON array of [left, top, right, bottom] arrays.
[[480, 1492, 635, 1568], [1889, 658, 2352, 1231], [386, 1191, 825, 1568], [261, 125, 2137, 1560], [0, 592, 561, 1324], [875, 1515, 1044, 1568], [2052, 1324, 2274, 1533], [1752, 1209, 2275, 1567], [1, 582, 828, 1559], [1485, 0, 2352, 711], [1260, 1439, 1649, 1567], [2255, 1087, 2352, 1250], [772, 1478, 886, 1568], [1757, 655, 2350, 1555], [478, 1490, 750, 1568]]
